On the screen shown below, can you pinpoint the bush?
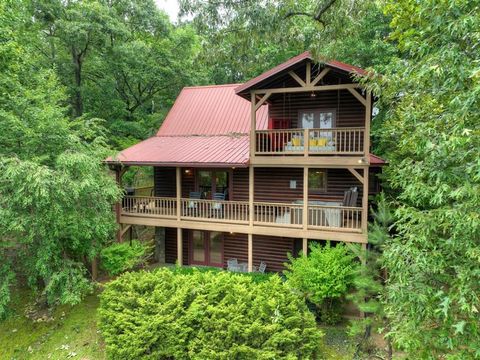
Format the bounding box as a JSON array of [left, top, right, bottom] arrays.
[[100, 240, 153, 276], [98, 268, 323, 359], [284, 242, 357, 324]]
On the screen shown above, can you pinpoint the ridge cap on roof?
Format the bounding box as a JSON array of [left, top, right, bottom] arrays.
[[182, 83, 242, 90], [155, 133, 249, 138]]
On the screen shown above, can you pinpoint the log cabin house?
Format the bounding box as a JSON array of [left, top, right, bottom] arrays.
[[107, 51, 385, 272]]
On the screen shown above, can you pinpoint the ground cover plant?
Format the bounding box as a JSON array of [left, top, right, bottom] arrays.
[[98, 268, 323, 359]]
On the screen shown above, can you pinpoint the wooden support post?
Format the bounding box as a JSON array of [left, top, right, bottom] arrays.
[[248, 233, 253, 272], [176, 167, 181, 221], [306, 62, 311, 85], [361, 91, 372, 238], [302, 238, 308, 256], [303, 167, 308, 230], [250, 92, 256, 159], [249, 166, 254, 228], [303, 128, 309, 157], [361, 243, 367, 266], [177, 227, 183, 266], [115, 166, 123, 242], [362, 168, 369, 235], [364, 90, 372, 156]]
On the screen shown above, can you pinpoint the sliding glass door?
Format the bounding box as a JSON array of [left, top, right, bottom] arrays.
[[190, 230, 223, 267]]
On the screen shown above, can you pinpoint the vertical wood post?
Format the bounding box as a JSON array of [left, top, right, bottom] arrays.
[[177, 228, 183, 266], [306, 62, 311, 85], [248, 233, 253, 272], [249, 166, 254, 228], [361, 243, 367, 266], [362, 92, 372, 238], [302, 238, 308, 256], [303, 167, 308, 231], [115, 166, 123, 243], [303, 128, 309, 157], [364, 90, 372, 156], [362, 167, 369, 234], [250, 92, 256, 159], [176, 167, 183, 266], [176, 167, 181, 221]]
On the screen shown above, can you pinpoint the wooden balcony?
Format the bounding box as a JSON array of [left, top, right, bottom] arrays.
[[121, 196, 364, 242], [255, 127, 365, 155]]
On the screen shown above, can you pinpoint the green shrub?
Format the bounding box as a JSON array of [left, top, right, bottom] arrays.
[[98, 268, 323, 359], [284, 242, 357, 324], [100, 240, 153, 276]]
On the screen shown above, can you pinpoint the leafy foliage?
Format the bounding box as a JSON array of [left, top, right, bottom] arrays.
[[98, 268, 323, 359], [370, 1, 480, 357], [100, 240, 153, 276], [284, 242, 357, 324], [180, 0, 395, 83], [0, 0, 120, 317]]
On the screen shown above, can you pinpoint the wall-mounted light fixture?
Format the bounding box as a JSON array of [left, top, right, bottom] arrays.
[[184, 169, 192, 175]]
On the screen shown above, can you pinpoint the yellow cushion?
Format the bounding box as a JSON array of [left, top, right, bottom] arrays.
[[317, 138, 328, 147], [292, 137, 301, 146], [309, 139, 317, 146]]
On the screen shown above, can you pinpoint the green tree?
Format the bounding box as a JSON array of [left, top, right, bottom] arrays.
[[31, 0, 204, 148], [179, 0, 395, 83], [371, 1, 480, 357], [0, 0, 120, 318]]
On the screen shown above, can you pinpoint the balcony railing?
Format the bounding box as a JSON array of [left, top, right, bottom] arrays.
[[253, 202, 303, 228], [121, 196, 362, 232], [180, 198, 249, 223], [255, 127, 365, 155]]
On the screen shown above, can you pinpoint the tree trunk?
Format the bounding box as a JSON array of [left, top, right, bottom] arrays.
[[72, 47, 83, 117]]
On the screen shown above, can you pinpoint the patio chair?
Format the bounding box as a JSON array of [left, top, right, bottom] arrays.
[[253, 261, 267, 273], [210, 192, 225, 218], [187, 191, 201, 216], [342, 187, 359, 228], [342, 187, 358, 207], [227, 258, 240, 272]]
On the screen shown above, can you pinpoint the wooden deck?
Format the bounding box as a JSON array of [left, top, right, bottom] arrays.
[[121, 196, 365, 243]]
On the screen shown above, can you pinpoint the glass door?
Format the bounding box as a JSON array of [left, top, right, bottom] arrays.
[[191, 230, 207, 265], [208, 232, 223, 267], [189, 231, 224, 267], [196, 170, 229, 199]]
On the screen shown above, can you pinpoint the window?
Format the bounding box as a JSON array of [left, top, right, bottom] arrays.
[[309, 170, 327, 192], [299, 110, 335, 129]]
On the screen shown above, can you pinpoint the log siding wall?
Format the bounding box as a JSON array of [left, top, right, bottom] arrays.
[[268, 90, 365, 129]]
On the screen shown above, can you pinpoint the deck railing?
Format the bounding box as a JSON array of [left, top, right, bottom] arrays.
[[122, 196, 177, 217], [180, 198, 249, 223], [121, 196, 362, 232], [255, 127, 365, 155], [253, 202, 303, 227], [308, 205, 362, 231]]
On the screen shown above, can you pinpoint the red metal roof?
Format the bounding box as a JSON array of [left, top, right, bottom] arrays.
[[109, 135, 250, 167], [369, 153, 386, 165], [235, 51, 367, 94], [158, 84, 268, 136]]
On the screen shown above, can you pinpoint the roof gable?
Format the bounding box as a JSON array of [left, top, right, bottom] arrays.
[[235, 51, 367, 95]]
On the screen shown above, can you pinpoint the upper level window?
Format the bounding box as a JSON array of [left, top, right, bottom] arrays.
[[299, 110, 335, 129]]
